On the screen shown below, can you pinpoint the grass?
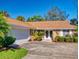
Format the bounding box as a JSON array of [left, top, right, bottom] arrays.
[[0, 48, 28, 59]]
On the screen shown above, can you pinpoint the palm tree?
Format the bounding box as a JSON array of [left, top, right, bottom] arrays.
[[16, 16, 25, 22]]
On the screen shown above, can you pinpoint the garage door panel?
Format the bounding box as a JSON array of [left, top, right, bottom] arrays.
[[10, 29, 30, 40]]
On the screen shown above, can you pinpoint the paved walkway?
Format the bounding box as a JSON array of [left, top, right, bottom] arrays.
[[22, 42, 78, 59]]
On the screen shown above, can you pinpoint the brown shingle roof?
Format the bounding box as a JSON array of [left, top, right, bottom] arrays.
[[4, 17, 31, 28], [4, 17, 76, 30], [26, 20, 76, 30]]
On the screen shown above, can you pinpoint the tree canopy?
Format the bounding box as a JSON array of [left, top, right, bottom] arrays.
[[70, 18, 78, 25], [0, 15, 10, 37], [16, 16, 25, 22], [45, 7, 69, 20], [27, 15, 45, 22], [0, 10, 10, 17]]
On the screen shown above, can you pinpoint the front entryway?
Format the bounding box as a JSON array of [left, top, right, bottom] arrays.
[[42, 30, 52, 42]]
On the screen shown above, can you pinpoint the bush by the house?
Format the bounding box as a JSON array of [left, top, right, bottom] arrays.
[[72, 33, 78, 42], [64, 35, 73, 42], [3, 36, 16, 47], [59, 36, 65, 42], [55, 34, 78, 42], [0, 36, 16, 48], [55, 36, 65, 42], [55, 36, 60, 42], [73, 36, 78, 42], [64, 36, 72, 42], [30, 31, 44, 41]]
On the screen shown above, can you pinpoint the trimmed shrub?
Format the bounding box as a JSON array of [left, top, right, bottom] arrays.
[[65, 35, 73, 42], [36, 36, 42, 41], [55, 36, 60, 42], [3, 36, 16, 47], [55, 36, 65, 42], [65, 37, 72, 42], [30, 31, 44, 41], [73, 36, 78, 42], [59, 36, 65, 42], [72, 33, 78, 42]]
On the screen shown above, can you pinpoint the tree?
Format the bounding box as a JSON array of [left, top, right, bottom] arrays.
[[70, 18, 78, 25], [0, 15, 10, 36], [0, 14, 15, 48], [0, 10, 10, 17], [27, 15, 45, 22], [45, 7, 69, 20], [16, 16, 25, 22]]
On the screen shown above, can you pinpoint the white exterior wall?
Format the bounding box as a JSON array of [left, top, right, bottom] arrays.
[[59, 30, 73, 37], [60, 30, 63, 36], [69, 30, 73, 35]]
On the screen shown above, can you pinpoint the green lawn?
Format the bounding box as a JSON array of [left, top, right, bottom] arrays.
[[0, 48, 28, 59]]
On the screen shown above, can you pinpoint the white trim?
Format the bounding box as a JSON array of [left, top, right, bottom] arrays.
[[35, 28, 75, 30]]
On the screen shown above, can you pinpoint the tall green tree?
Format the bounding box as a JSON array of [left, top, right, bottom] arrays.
[[0, 15, 10, 37], [45, 7, 69, 20], [0, 10, 9, 17], [70, 18, 78, 25], [16, 16, 25, 22], [27, 15, 45, 22]]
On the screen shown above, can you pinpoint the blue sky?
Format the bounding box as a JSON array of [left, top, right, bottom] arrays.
[[0, 0, 78, 20]]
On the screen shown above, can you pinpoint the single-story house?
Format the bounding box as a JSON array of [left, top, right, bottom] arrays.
[[4, 17, 76, 44]]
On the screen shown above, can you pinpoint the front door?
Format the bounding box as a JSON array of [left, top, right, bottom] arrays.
[[50, 31, 52, 38], [45, 30, 52, 38]]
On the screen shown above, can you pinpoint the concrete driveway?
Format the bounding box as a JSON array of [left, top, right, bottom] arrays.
[[22, 42, 78, 59]]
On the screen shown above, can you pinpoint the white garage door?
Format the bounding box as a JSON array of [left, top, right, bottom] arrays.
[[9, 28, 30, 44]]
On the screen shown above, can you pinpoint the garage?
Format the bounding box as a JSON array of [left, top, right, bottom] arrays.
[[8, 26, 30, 44]]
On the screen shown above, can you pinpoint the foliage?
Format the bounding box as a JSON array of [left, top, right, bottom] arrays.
[[59, 36, 65, 42], [0, 15, 10, 35], [3, 36, 16, 47], [64, 36, 72, 42], [16, 16, 25, 22], [70, 18, 78, 25], [0, 37, 4, 47], [0, 10, 9, 17], [30, 31, 44, 41], [0, 32, 4, 38], [45, 6, 69, 20], [0, 36, 16, 47], [55, 36, 65, 42], [27, 15, 45, 22], [0, 48, 28, 59], [73, 36, 78, 42], [72, 33, 78, 42], [55, 34, 78, 42], [55, 36, 60, 42], [75, 26, 78, 32]]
